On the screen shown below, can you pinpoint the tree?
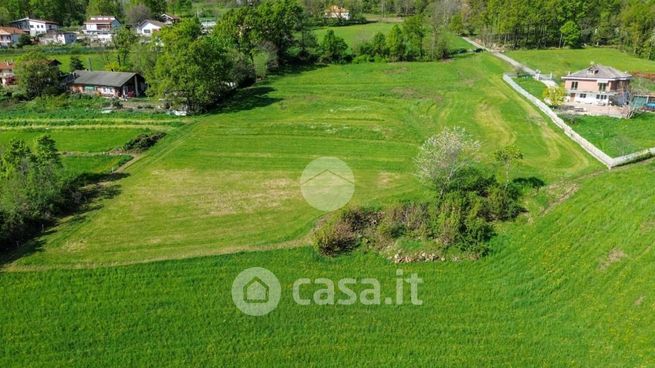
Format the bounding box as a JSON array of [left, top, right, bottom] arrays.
[[86, 0, 122, 18], [370, 32, 388, 57], [15, 51, 62, 99], [126, 4, 152, 27], [403, 15, 426, 60], [214, 6, 260, 61], [254, 0, 305, 61], [494, 145, 523, 186], [34, 135, 61, 168], [69, 56, 84, 71], [543, 86, 566, 107], [560, 20, 582, 48], [17, 34, 32, 48], [414, 127, 481, 198], [152, 18, 239, 112], [387, 25, 405, 61], [319, 30, 349, 63], [113, 27, 139, 69]]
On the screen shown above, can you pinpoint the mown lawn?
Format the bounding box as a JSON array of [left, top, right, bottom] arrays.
[[564, 113, 655, 156], [8, 49, 655, 366], [0, 51, 117, 72], [314, 22, 471, 52], [513, 75, 546, 100], [2, 158, 655, 366], [0, 128, 151, 153], [507, 47, 655, 80], [2, 53, 595, 268]]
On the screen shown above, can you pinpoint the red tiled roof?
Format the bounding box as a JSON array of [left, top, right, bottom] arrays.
[[0, 27, 26, 35]]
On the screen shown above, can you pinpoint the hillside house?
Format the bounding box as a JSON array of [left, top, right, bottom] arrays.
[[10, 18, 58, 36], [324, 5, 351, 20], [39, 31, 77, 45], [69, 70, 146, 98], [0, 27, 25, 47], [0, 62, 15, 86], [136, 19, 165, 37], [160, 13, 180, 25], [84, 16, 121, 44], [563, 65, 632, 106]]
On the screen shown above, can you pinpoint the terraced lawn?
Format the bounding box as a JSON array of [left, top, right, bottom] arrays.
[[8, 51, 655, 366], [2, 53, 596, 269]]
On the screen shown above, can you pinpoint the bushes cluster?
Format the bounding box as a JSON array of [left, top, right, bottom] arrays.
[[313, 170, 525, 258], [0, 136, 77, 251], [122, 132, 166, 153]]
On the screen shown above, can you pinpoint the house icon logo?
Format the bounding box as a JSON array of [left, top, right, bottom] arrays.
[[232, 267, 281, 316], [300, 157, 355, 212]]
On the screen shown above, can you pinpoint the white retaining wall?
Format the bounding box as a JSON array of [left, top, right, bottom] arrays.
[[503, 74, 655, 168]]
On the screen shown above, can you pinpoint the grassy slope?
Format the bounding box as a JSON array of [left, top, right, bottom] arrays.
[[0, 52, 117, 72], [565, 114, 655, 156], [8, 49, 655, 366], [2, 160, 655, 366], [314, 22, 471, 51], [507, 47, 655, 80], [0, 128, 150, 152], [2, 53, 596, 268]]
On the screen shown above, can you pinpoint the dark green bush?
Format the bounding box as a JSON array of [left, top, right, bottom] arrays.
[[122, 132, 166, 153]]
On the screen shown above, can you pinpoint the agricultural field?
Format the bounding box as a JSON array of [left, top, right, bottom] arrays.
[[5, 41, 655, 366], [507, 47, 655, 80]]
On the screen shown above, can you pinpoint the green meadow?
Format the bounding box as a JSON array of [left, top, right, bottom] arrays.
[[565, 114, 655, 156], [4, 41, 655, 365], [507, 47, 655, 80]]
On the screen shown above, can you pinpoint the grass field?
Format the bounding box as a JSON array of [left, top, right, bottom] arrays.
[[6, 39, 655, 365], [513, 75, 547, 100], [0, 128, 151, 153], [507, 47, 655, 80], [0, 51, 117, 72], [564, 113, 655, 156], [314, 22, 471, 51]]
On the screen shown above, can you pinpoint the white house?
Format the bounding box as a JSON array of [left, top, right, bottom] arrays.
[[9, 18, 58, 37], [136, 19, 165, 37], [84, 16, 121, 44], [324, 5, 351, 20], [200, 18, 217, 32], [40, 31, 77, 45], [0, 27, 25, 47]]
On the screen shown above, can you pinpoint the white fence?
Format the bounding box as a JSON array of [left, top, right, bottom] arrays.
[[503, 74, 655, 168]]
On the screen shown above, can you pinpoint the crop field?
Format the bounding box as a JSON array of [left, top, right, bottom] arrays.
[[507, 47, 655, 80], [5, 44, 655, 366]]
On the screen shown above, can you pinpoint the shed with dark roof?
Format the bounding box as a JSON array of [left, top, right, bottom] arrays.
[[69, 70, 146, 98]]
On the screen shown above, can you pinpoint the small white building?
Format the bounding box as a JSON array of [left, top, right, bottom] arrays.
[[324, 5, 351, 20], [0, 27, 25, 47], [84, 16, 121, 44], [200, 18, 217, 32], [0, 61, 15, 86], [40, 31, 77, 45], [136, 19, 165, 37], [10, 18, 58, 37]]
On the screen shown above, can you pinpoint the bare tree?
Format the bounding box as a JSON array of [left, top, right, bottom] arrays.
[[415, 127, 481, 198]]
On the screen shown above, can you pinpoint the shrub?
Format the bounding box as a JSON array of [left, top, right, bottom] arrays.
[[122, 132, 166, 153], [312, 207, 379, 256]]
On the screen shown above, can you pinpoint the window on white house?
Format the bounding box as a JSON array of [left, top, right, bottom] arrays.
[[580, 93, 587, 98], [599, 83, 607, 92], [571, 81, 578, 90]]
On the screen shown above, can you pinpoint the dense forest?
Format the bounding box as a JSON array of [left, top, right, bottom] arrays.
[[2, 0, 655, 58]]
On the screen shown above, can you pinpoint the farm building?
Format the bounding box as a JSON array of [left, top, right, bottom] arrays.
[[0, 27, 25, 47], [69, 70, 146, 98], [563, 65, 631, 106]]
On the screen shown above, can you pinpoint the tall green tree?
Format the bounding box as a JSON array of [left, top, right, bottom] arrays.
[[113, 27, 139, 69], [15, 51, 62, 100], [387, 25, 406, 61]]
